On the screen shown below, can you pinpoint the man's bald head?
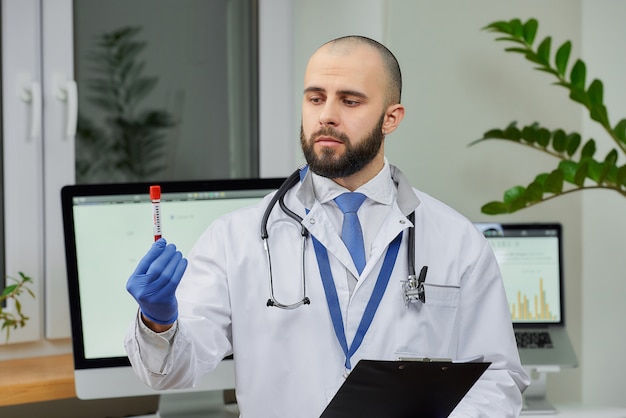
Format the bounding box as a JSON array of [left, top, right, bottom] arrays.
[[317, 36, 402, 107]]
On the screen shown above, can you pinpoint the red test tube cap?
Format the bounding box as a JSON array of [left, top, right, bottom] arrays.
[[150, 185, 161, 200]]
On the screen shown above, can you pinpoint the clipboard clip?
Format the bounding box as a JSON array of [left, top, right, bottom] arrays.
[[402, 266, 427, 307]]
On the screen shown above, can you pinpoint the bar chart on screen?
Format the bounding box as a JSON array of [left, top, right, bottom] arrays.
[[510, 278, 558, 322], [489, 235, 562, 324]]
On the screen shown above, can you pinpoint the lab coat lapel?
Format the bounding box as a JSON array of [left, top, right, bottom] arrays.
[[352, 203, 411, 292], [303, 200, 411, 283], [303, 201, 357, 276]]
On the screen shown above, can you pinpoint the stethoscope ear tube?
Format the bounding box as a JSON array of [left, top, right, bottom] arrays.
[[407, 211, 416, 278], [262, 167, 312, 309], [261, 168, 302, 239]]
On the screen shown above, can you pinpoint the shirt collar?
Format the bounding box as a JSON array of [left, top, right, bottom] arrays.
[[296, 159, 420, 215]]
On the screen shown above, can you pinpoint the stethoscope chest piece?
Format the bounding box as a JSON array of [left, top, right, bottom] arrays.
[[402, 265, 427, 307]]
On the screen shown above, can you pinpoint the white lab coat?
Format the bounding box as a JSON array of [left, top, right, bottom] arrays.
[[125, 165, 529, 417]]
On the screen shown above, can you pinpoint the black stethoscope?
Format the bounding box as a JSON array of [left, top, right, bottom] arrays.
[[260, 166, 427, 310]]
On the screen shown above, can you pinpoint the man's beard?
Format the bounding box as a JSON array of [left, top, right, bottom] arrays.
[[300, 116, 385, 179]]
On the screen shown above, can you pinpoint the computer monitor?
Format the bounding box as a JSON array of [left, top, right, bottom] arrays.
[[61, 177, 285, 416]]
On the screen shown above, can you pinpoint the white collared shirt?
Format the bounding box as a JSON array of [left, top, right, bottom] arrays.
[[307, 161, 396, 265]]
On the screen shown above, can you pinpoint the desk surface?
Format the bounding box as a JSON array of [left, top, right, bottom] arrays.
[[0, 353, 75, 406], [530, 404, 626, 417], [135, 404, 626, 418], [1, 359, 624, 418]]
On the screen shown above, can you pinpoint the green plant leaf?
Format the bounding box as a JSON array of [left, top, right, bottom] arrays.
[[536, 36, 552, 65], [535, 67, 559, 77], [522, 18, 538, 45], [587, 79, 604, 105], [524, 52, 546, 66], [589, 103, 609, 126], [524, 181, 544, 202], [605, 149, 618, 165], [569, 87, 589, 106], [503, 122, 521, 140], [117, 42, 147, 68], [534, 172, 549, 186], [555, 41, 572, 77], [521, 124, 537, 144], [581, 139, 596, 159], [483, 129, 505, 139], [126, 77, 158, 108], [509, 196, 529, 212], [483, 21, 513, 34], [617, 164, 626, 187], [570, 59, 586, 90], [574, 161, 589, 186], [559, 160, 579, 184], [599, 151, 619, 185], [504, 185, 526, 203], [587, 79, 610, 126], [544, 169, 564, 193], [552, 129, 566, 152], [536, 128, 550, 147], [2, 285, 17, 297], [565, 133, 581, 156], [510, 19, 524, 38], [614, 119, 626, 146], [588, 160, 608, 184], [505, 47, 531, 54], [495, 36, 527, 46], [481, 201, 510, 215]]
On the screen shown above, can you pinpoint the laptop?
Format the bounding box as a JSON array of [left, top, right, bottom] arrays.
[[474, 222, 578, 370]]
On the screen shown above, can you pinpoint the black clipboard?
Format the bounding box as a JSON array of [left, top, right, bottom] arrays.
[[320, 359, 490, 418]]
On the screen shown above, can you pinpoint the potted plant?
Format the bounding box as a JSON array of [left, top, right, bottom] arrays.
[[76, 26, 176, 184], [0, 272, 34, 341], [470, 17, 626, 214]]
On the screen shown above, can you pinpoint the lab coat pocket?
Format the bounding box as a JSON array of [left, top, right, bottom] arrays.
[[395, 283, 460, 359]]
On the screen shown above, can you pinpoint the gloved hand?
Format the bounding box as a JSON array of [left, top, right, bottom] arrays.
[[126, 238, 188, 325]]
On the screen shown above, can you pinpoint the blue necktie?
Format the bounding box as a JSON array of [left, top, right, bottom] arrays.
[[335, 192, 367, 274]]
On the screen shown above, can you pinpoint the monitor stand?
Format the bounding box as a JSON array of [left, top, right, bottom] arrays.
[[521, 366, 560, 416], [158, 390, 239, 418]]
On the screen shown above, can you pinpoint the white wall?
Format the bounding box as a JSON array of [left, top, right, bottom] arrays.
[[292, 0, 387, 167], [293, 0, 585, 405], [580, 0, 626, 406]]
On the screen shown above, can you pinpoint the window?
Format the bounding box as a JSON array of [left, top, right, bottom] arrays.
[[1, 0, 293, 343]]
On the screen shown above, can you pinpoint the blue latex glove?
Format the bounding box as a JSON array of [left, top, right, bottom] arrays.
[[126, 238, 188, 325]]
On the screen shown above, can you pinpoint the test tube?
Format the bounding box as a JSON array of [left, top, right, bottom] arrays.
[[150, 185, 162, 241]]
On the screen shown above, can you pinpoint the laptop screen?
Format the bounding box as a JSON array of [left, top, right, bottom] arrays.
[[62, 178, 284, 367], [475, 223, 564, 326]]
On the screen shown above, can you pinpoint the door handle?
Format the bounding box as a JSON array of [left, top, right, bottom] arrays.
[[56, 79, 78, 138], [19, 80, 42, 140]]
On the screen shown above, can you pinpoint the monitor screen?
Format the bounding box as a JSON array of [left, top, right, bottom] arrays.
[[61, 178, 285, 408], [475, 223, 564, 326]]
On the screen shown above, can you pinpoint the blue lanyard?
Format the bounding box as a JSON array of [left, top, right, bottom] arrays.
[[311, 232, 403, 370]]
